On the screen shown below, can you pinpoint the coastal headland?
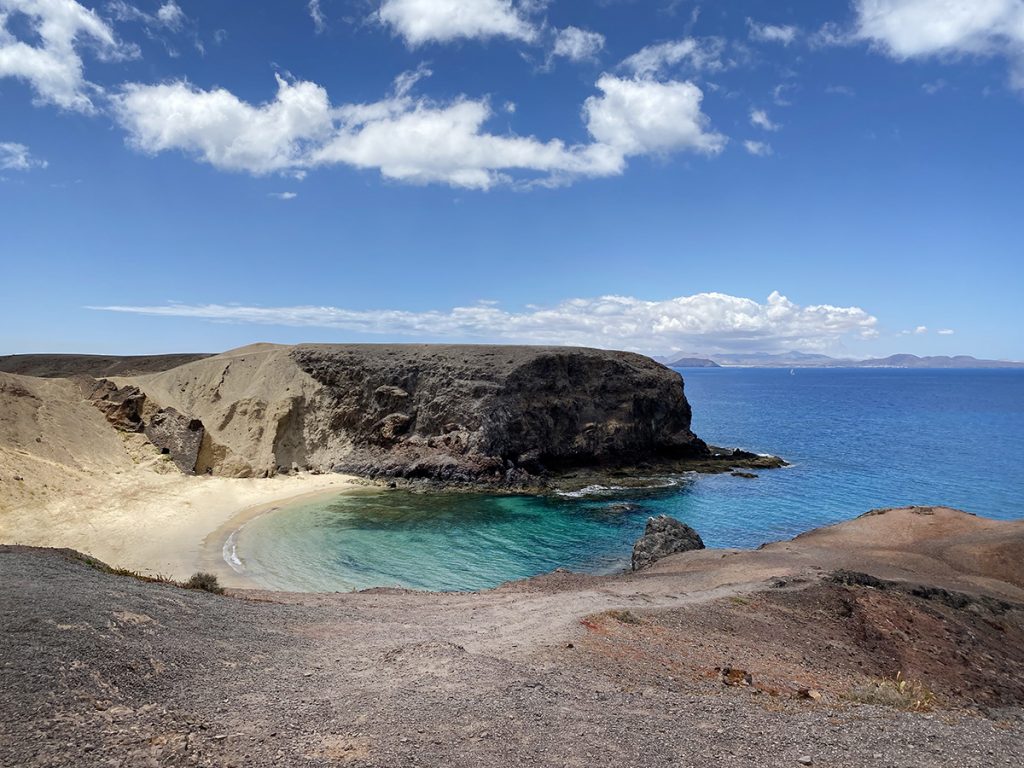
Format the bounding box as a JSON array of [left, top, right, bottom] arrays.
[[0, 343, 778, 579]]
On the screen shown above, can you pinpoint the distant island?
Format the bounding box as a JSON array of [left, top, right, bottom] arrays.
[[660, 351, 1024, 369]]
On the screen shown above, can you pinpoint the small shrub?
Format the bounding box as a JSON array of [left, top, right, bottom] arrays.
[[184, 572, 224, 594], [847, 672, 935, 711]]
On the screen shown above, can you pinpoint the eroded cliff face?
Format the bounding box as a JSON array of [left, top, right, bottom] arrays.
[[128, 344, 709, 483]]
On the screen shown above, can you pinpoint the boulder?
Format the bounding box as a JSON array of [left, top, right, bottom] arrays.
[[631, 515, 705, 571]]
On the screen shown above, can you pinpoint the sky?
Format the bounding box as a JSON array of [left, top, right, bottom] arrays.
[[1, 0, 1022, 360]]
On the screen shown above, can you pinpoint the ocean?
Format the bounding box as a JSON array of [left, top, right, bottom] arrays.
[[230, 368, 1024, 592]]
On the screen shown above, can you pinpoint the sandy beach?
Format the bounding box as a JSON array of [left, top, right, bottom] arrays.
[[0, 465, 361, 581]]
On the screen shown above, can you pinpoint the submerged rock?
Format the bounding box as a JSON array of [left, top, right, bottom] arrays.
[[631, 515, 705, 571]]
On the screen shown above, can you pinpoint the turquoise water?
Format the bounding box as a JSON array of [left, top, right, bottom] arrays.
[[231, 368, 1024, 592]]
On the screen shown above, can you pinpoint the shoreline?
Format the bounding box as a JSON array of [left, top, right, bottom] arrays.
[[0, 467, 364, 582], [198, 482, 382, 588]]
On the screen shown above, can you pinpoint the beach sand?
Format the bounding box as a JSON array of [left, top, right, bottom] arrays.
[[0, 464, 360, 581]]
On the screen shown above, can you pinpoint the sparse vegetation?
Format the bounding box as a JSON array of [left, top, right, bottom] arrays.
[[184, 572, 224, 594], [846, 672, 936, 711], [69, 552, 224, 595]]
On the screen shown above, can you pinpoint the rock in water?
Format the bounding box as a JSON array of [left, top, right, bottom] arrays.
[[631, 515, 705, 571], [126, 344, 710, 482]]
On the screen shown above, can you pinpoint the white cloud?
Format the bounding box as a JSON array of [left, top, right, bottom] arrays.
[[312, 96, 617, 189], [749, 108, 780, 131], [746, 18, 799, 45], [88, 290, 880, 354], [852, 0, 1024, 87], [937, 328, 955, 335], [583, 75, 726, 157], [0, 140, 46, 169], [377, 0, 537, 46], [114, 70, 724, 189], [552, 26, 604, 62], [0, 0, 133, 112], [914, 325, 928, 334], [268, 191, 297, 200], [743, 139, 772, 156], [114, 75, 335, 174], [156, 1, 184, 29], [619, 37, 726, 78], [308, 0, 326, 33], [107, 1, 184, 30]]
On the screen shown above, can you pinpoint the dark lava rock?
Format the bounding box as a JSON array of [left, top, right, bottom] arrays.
[[143, 408, 205, 474], [0, 352, 212, 378], [291, 345, 710, 483], [631, 515, 705, 571]]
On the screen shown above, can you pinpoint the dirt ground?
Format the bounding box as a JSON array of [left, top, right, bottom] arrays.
[[2, 506, 1023, 768]]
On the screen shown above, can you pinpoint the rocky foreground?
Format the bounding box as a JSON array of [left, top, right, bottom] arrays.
[[2, 506, 1023, 768]]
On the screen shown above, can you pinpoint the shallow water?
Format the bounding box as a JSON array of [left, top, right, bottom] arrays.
[[231, 368, 1024, 592]]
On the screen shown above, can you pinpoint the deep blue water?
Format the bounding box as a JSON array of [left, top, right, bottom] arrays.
[[233, 368, 1024, 591]]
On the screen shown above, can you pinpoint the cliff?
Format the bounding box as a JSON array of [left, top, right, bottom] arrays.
[[125, 343, 710, 482]]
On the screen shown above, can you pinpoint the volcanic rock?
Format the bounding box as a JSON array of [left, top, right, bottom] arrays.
[[632, 515, 705, 571], [143, 408, 205, 474], [126, 344, 710, 482]]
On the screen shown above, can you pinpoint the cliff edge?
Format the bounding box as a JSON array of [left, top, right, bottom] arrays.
[[125, 343, 710, 482]]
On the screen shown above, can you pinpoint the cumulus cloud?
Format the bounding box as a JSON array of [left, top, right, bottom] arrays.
[[314, 97, 623, 189], [113, 69, 725, 189], [743, 140, 772, 156], [377, 0, 537, 46], [0, 141, 47, 170], [852, 0, 1024, 87], [552, 26, 604, 62], [749, 108, 780, 131], [88, 291, 880, 354], [619, 37, 726, 78], [113, 75, 334, 174], [746, 18, 799, 45], [583, 75, 726, 157], [0, 0, 134, 112]]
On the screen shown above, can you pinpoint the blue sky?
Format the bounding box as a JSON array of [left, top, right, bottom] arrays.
[[1, 0, 1022, 359]]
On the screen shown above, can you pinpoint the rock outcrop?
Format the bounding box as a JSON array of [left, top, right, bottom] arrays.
[[125, 343, 711, 483], [143, 408, 205, 474], [631, 515, 705, 571], [81, 379, 147, 432]]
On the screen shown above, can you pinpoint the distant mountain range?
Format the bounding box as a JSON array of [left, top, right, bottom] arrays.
[[657, 352, 1024, 369]]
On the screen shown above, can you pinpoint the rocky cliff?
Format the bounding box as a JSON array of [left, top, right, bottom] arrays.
[[125, 343, 710, 483]]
